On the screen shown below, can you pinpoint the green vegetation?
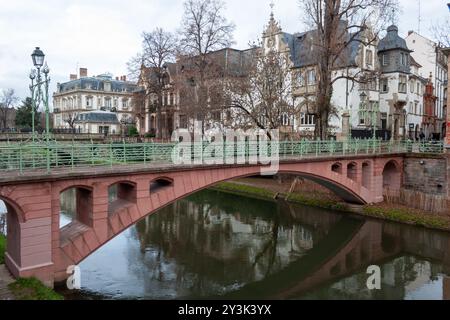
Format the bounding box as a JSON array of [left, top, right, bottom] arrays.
[[286, 193, 349, 212], [0, 234, 5, 264], [212, 182, 276, 201], [127, 126, 139, 137], [8, 278, 63, 300], [14, 97, 41, 130], [363, 206, 449, 230]]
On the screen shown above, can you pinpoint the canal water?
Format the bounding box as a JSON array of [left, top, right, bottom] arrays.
[[1, 190, 450, 300]]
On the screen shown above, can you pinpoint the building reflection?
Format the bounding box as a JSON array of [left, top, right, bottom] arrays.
[[126, 190, 450, 300]]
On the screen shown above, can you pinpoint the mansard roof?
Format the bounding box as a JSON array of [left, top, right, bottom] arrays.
[[76, 111, 119, 124], [378, 25, 412, 53], [282, 29, 361, 69], [58, 76, 138, 94]]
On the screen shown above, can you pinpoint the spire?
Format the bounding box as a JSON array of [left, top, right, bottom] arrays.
[[270, 0, 275, 20], [264, 0, 282, 36]]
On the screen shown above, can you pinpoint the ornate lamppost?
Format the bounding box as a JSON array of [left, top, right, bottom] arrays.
[[29, 47, 51, 143]]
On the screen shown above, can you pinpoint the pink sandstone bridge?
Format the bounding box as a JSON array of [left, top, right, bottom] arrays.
[[0, 153, 405, 286]]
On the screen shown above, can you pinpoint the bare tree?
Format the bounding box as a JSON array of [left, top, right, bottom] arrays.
[[179, 0, 235, 132], [431, 18, 450, 47], [0, 88, 18, 130], [63, 111, 79, 131], [299, 0, 399, 139], [225, 47, 298, 136], [128, 28, 178, 139]]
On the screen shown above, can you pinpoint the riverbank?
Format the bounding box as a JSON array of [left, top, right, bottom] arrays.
[[0, 234, 63, 300], [211, 179, 450, 232]]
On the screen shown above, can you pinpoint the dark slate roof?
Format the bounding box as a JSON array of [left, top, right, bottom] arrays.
[[378, 25, 412, 53], [76, 112, 119, 124], [58, 75, 138, 93], [284, 29, 360, 69]]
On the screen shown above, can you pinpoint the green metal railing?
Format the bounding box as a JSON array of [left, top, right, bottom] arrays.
[[0, 139, 444, 175]]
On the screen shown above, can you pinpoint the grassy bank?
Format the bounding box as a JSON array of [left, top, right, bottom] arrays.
[[0, 235, 63, 300], [0, 234, 5, 264], [286, 193, 349, 212], [8, 278, 63, 300], [211, 182, 277, 201], [362, 205, 449, 230], [210, 181, 450, 231]]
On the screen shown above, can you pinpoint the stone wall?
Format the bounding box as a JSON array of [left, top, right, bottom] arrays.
[[400, 154, 449, 214], [403, 155, 447, 195]]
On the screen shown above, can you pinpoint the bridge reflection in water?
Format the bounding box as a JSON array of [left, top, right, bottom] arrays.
[[55, 190, 450, 300]]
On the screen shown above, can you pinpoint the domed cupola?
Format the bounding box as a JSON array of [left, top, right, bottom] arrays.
[[378, 25, 411, 53], [377, 24, 412, 73]]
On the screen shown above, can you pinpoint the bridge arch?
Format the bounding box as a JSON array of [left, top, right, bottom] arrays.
[[382, 160, 401, 191], [150, 177, 174, 194], [331, 162, 343, 174], [108, 181, 137, 216], [0, 196, 26, 277], [59, 185, 93, 228], [362, 162, 372, 189], [347, 162, 358, 182]]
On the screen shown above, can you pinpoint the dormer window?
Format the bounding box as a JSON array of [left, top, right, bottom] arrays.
[[365, 50, 373, 67]]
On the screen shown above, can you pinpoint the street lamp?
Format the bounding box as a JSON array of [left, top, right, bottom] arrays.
[[29, 47, 51, 143]]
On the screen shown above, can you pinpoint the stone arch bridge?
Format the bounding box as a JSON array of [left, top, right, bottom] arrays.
[[0, 154, 404, 286]]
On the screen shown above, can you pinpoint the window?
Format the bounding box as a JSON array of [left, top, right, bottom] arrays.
[[114, 99, 118, 108], [307, 69, 316, 85], [86, 96, 93, 109], [300, 113, 315, 125], [416, 82, 420, 95], [281, 113, 290, 126], [382, 54, 388, 66], [297, 72, 305, 87], [105, 97, 112, 108], [179, 115, 188, 129], [212, 111, 221, 122], [400, 53, 405, 66], [410, 80, 415, 93], [122, 99, 128, 109], [380, 79, 389, 93], [365, 50, 373, 67], [170, 93, 174, 106], [414, 102, 418, 114], [398, 75, 407, 93]]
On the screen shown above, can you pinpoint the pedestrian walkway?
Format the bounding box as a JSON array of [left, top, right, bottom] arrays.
[[0, 265, 15, 300]]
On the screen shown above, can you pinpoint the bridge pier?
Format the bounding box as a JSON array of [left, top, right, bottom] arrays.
[[3, 184, 55, 287]]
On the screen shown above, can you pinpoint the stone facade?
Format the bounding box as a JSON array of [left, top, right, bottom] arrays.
[[403, 155, 447, 195], [53, 69, 138, 135]]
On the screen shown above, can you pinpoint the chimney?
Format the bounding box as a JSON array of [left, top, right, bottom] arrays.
[[122, 75, 127, 82], [79, 68, 88, 78], [70, 74, 77, 81], [116, 77, 119, 80]]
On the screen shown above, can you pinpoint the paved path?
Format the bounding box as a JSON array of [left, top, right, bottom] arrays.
[[0, 265, 15, 300]]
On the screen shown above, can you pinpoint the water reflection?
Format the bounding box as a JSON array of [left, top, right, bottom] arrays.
[[55, 190, 450, 300]]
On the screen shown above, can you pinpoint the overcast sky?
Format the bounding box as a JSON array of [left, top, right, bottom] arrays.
[[0, 0, 449, 103]]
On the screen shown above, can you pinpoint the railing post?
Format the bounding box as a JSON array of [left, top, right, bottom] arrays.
[[109, 142, 113, 168], [71, 141, 74, 171], [19, 146, 23, 175], [123, 140, 127, 164], [144, 142, 147, 165], [46, 143, 50, 174]]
